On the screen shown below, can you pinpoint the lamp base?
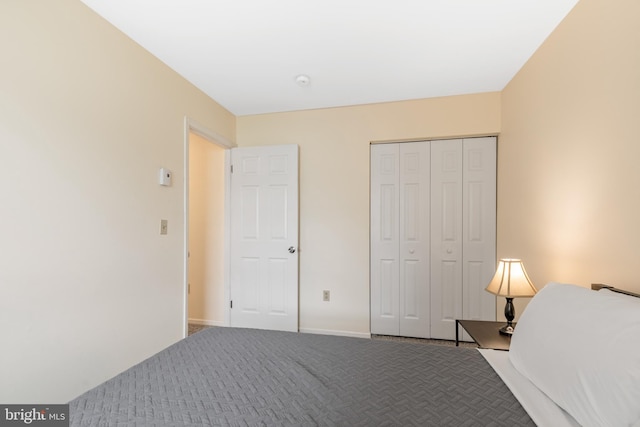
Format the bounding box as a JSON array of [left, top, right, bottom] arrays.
[[499, 324, 515, 335], [500, 297, 516, 336]]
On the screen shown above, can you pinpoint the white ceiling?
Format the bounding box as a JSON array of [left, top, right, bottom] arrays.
[[81, 0, 580, 116]]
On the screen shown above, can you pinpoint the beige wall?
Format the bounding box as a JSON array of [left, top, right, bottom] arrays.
[[500, 0, 640, 303], [188, 133, 226, 325], [0, 0, 235, 402], [237, 93, 501, 335]]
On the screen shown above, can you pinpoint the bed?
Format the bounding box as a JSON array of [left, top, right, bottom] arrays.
[[70, 283, 640, 426]]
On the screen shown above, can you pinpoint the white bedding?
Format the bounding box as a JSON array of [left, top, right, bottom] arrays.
[[508, 284, 640, 426], [480, 283, 640, 426], [479, 349, 580, 427]]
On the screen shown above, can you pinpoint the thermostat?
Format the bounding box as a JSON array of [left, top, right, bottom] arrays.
[[159, 168, 172, 186]]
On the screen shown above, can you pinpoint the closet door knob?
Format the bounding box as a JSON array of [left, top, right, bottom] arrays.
[[288, 246, 296, 254]]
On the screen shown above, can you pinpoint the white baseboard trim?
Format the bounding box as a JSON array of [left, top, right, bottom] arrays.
[[188, 318, 225, 327], [299, 327, 371, 339]]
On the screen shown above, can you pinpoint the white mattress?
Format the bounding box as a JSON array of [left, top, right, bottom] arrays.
[[479, 349, 580, 427]]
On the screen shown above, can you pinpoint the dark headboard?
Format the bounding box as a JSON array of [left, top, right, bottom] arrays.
[[592, 283, 640, 298]]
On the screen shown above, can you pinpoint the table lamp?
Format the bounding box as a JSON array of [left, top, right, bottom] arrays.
[[485, 259, 537, 335]]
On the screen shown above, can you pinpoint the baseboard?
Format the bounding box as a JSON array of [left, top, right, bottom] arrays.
[[188, 318, 225, 327], [299, 327, 371, 339]]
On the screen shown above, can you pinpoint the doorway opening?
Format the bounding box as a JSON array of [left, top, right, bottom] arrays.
[[183, 118, 233, 337]]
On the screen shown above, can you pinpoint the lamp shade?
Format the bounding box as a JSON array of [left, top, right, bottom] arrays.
[[485, 259, 537, 297]]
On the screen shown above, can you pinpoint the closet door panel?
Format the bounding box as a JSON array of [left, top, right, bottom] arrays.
[[370, 144, 400, 335], [430, 139, 463, 340], [399, 142, 430, 338], [462, 137, 497, 321]]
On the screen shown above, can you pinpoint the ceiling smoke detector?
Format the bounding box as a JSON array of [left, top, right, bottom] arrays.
[[295, 74, 310, 87]]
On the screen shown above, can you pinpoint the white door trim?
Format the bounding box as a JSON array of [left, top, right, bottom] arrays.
[[183, 117, 236, 338]]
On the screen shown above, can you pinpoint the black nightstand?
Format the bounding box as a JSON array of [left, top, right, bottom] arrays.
[[456, 320, 513, 351]]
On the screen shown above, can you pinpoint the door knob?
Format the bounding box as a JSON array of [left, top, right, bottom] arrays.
[[288, 246, 296, 254]]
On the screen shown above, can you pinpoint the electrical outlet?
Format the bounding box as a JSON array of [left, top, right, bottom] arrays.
[[160, 219, 168, 235], [323, 290, 330, 302]]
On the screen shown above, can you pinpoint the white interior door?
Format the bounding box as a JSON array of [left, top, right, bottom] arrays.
[[229, 144, 299, 332], [462, 137, 496, 322], [370, 143, 400, 335], [370, 142, 430, 338], [398, 142, 430, 338], [430, 139, 464, 339], [430, 137, 497, 340]]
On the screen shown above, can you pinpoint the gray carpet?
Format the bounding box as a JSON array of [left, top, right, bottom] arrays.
[[71, 327, 533, 426]]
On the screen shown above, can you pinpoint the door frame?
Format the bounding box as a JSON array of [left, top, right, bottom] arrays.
[[183, 117, 235, 337]]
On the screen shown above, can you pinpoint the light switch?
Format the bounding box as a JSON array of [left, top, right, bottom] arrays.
[[160, 219, 168, 235]]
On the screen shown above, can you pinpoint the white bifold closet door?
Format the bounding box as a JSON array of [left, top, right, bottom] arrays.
[[370, 142, 430, 338], [429, 137, 496, 339], [371, 137, 496, 340]]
